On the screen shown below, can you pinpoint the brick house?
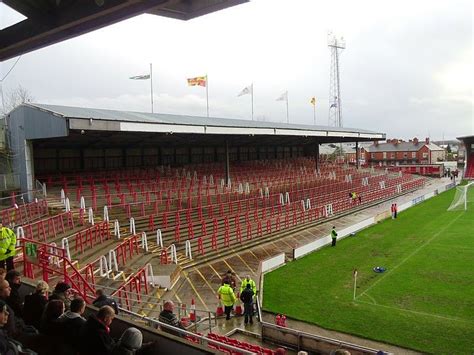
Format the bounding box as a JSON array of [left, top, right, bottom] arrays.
[[365, 137, 445, 165]]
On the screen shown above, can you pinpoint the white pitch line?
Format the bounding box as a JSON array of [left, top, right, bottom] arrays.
[[355, 299, 474, 324], [356, 212, 464, 300]]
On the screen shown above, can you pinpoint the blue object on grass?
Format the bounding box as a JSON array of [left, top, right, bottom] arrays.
[[373, 266, 386, 273]]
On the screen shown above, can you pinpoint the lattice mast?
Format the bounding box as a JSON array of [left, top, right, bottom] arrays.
[[328, 32, 345, 127]]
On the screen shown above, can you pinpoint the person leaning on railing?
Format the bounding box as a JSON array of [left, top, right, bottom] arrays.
[[158, 300, 185, 337], [0, 223, 16, 271]]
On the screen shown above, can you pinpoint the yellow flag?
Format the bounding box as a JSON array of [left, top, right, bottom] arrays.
[[310, 97, 316, 106]]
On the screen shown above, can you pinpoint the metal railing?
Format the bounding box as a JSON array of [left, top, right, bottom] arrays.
[[117, 307, 254, 355], [0, 173, 19, 192]]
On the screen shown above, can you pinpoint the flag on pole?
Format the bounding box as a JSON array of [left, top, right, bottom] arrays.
[[187, 76, 207, 87], [276, 91, 288, 101], [237, 84, 253, 97], [310, 97, 316, 106], [129, 74, 150, 80]]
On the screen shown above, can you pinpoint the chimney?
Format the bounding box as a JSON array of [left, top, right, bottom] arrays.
[[425, 137, 430, 145], [413, 137, 419, 145]]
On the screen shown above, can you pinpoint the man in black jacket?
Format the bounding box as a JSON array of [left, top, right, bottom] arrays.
[[59, 297, 86, 351], [4, 270, 22, 319], [80, 305, 116, 355], [240, 284, 254, 325], [93, 289, 119, 314], [158, 301, 185, 337]]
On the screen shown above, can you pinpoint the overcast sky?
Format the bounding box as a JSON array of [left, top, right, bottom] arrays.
[[1, 0, 472, 140]]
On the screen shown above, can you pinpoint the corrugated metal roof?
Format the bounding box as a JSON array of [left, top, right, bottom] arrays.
[[366, 141, 444, 152], [27, 103, 382, 136]]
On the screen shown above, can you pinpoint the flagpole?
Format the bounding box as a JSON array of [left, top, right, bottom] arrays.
[[313, 101, 316, 125], [286, 92, 289, 124], [251, 83, 254, 121], [206, 74, 209, 117], [150, 63, 154, 113]]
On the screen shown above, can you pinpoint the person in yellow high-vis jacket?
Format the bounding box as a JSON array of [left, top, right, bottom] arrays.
[[0, 223, 16, 271], [218, 282, 236, 320], [240, 275, 257, 296]]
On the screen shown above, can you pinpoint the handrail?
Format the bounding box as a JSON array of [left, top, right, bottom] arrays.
[[117, 307, 254, 355]]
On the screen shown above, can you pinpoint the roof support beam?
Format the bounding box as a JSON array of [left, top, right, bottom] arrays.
[[1, 0, 169, 61]]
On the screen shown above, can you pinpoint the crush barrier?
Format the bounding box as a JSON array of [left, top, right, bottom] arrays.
[[1, 199, 48, 226]]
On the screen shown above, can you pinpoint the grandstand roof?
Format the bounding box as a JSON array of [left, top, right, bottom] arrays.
[[0, 0, 248, 61], [26, 103, 385, 141], [366, 141, 443, 153]]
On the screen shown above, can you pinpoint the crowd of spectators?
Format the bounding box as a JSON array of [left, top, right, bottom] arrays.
[[0, 268, 159, 354]]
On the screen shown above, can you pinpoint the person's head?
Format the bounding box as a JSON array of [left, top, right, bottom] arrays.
[[332, 226, 336, 229], [275, 348, 286, 355], [0, 268, 7, 279], [36, 280, 49, 295], [54, 281, 71, 295], [5, 269, 21, 286], [245, 275, 251, 281], [119, 327, 143, 350], [97, 305, 115, 327], [45, 299, 65, 321], [333, 350, 351, 355], [70, 297, 86, 315], [163, 300, 175, 312], [95, 289, 105, 298], [0, 279, 11, 299], [226, 270, 232, 276], [0, 299, 9, 327]]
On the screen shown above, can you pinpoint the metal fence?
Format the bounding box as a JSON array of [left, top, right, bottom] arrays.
[[0, 173, 20, 192]]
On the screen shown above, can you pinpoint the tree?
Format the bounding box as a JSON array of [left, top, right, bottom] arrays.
[[1, 85, 34, 115]]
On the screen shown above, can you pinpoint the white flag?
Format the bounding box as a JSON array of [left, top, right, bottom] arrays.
[[276, 91, 288, 101], [129, 74, 150, 80], [238, 84, 253, 97]]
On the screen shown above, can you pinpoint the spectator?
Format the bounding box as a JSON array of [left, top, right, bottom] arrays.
[[331, 226, 338, 247], [40, 299, 65, 335], [23, 280, 49, 330], [80, 305, 116, 355], [0, 268, 6, 279], [239, 275, 257, 295], [330, 349, 351, 355], [221, 270, 236, 290], [5, 270, 22, 318], [93, 289, 119, 314], [49, 281, 72, 310], [240, 283, 254, 325], [218, 282, 236, 320], [111, 327, 143, 355], [58, 297, 86, 350], [0, 223, 16, 271], [0, 278, 16, 337], [0, 299, 16, 355], [158, 300, 185, 337]]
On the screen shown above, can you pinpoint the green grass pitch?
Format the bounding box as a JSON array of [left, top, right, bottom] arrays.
[[263, 187, 474, 354]]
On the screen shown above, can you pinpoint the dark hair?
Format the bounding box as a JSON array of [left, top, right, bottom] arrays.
[[54, 282, 71, 293], [0, 299, 6, 310], [70, 297, 85, 313], [5, 270, 20, 284], [95, 289, 105, 297], [44, 300, 64, 321]]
